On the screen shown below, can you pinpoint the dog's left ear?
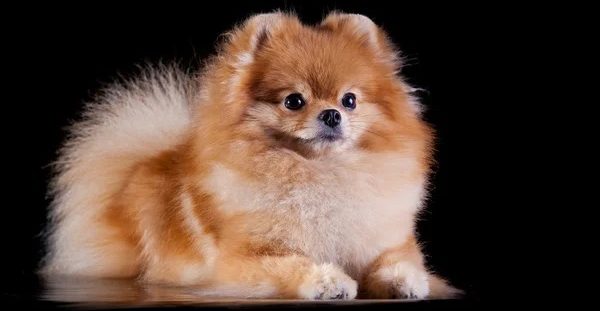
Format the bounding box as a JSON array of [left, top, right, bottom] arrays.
[[320, 13, 400, 69]]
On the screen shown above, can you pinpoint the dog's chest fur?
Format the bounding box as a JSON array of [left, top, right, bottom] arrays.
[[203, 151, 425, 278]]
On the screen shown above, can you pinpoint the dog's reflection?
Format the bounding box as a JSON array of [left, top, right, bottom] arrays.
[[42, 275, 260, 305]]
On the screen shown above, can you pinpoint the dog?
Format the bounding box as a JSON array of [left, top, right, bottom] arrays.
[[43, 12, 459, 300]]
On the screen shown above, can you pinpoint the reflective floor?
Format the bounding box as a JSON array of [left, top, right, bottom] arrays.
[[34, 276, 475, 309], [2, 275, 477, 310]]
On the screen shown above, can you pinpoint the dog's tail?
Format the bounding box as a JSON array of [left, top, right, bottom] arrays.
[[42, 65, 196, 277], [428, 274, 464, 299]]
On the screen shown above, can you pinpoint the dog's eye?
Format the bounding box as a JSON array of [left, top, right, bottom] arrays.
[[341, 93, 356, 110], [284, 93, 305, 110]]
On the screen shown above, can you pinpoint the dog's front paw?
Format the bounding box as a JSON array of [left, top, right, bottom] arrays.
[[297, 263, 357, 300], [375, 262, 430, 299]]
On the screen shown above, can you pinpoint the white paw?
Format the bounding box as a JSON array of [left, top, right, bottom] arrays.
[[298, 263, 358, 300], [376, 262, 430, 299]]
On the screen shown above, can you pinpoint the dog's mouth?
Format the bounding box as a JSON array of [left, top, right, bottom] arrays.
[[317, 132, 343, 142], [266, 127, 346, 153], [313, 127, 344, 143]]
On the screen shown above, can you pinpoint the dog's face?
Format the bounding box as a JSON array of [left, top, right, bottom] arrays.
[[246, 22, 385, 154], [210, 13, 429, 157]]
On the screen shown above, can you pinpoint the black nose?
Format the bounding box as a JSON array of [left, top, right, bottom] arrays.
[[319, 109, 342, 128]]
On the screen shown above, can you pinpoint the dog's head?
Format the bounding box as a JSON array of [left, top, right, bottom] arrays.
[[201, 12, 431, 157]]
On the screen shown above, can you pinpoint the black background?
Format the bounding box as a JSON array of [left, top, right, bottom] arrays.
[[3, 0, 530, 307]]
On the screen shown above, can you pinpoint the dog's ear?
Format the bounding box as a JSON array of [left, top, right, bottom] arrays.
[[224, 12, 299, 65], [215, 12, 299, 106], [320, 12, 400, 69]]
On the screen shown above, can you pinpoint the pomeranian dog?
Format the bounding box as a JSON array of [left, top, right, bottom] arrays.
[[42, 12, 460, 300]]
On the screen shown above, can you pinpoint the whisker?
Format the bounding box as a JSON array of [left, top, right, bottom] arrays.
[[353, 112, 385, 118], [350, 125, 407, 140]]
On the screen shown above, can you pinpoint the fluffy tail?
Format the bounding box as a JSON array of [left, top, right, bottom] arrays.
[[428, 274, 464, 299], [42, 65, 196, 277]]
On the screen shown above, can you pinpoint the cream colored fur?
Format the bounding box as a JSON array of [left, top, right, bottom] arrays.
[[44, 66, 195, 277], [43, 12, 460, 300]]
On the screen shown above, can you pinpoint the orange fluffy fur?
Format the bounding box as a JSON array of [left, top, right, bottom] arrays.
[[43, 12, 460, 300]]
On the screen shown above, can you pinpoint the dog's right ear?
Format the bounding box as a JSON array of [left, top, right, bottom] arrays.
[[215, 12, 299, 106], [223, 12, 298, 65]]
